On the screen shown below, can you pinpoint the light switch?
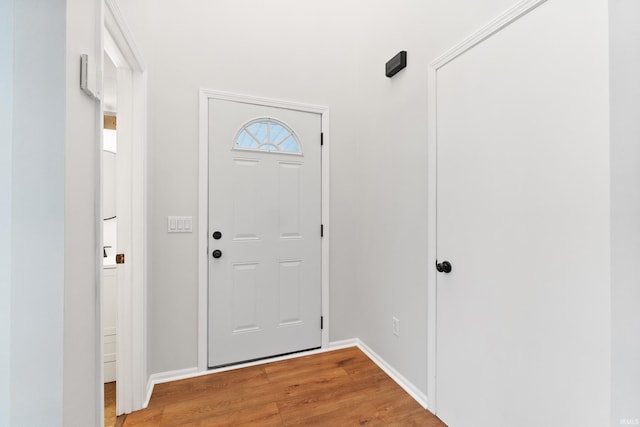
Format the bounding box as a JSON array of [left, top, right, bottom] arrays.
[[168, 216, 193, 233]]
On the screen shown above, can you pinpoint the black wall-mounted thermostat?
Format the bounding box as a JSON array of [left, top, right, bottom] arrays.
[[385, 51, 407, 78]]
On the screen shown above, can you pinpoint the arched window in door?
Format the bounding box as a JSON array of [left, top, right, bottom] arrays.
[[233, 118, 302, 155]]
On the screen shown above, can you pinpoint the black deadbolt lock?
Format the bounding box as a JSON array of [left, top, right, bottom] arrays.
[[212, 250, 222, 259], [212, 231, 222, 240], [436, 260, 452, 273]]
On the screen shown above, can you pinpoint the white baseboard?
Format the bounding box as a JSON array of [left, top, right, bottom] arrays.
[[144, 377, 154, 409], [150, 366, 200, 385], [352, 339, 429, 409], [143, 338, 428, 411], [144, 367, 199, 408], [327, 338, 359, 349]]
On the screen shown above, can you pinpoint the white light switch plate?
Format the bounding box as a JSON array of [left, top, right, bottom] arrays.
[[168, 216, 193, 233]]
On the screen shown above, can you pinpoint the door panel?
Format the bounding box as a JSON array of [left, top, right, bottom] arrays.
[[232, 158, 259, 239], [208, 99, 322, 368], [231, 262, 260, 333], [279, 162, 302, 238], [278, 260, 303, 325], [435, 2, 610, 426]]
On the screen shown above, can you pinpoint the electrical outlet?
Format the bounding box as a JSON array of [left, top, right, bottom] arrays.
[[392, 317, 400, 337]]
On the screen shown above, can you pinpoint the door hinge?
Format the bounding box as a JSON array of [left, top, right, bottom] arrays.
[[321, 316, 324, 330], [321, 132, 324, 146], [321, 224, 324, 237]]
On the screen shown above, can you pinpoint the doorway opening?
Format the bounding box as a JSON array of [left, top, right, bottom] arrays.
[[100, 0, 148, 421], [101, 52, 119, 426]]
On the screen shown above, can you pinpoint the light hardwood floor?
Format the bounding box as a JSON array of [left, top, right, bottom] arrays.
[[105, 382, 127, 427], [124, 347, 446, 426], [105, 382, 117, 427]]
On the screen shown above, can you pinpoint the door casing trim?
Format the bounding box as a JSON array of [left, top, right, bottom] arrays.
[[198, 89, 330, 372], [102, 0, 148, 415], [426, 0, 548, 414]]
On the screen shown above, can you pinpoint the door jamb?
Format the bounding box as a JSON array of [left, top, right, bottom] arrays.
[[197, 89, 330, 372], [102, 0, 148, 414], [426, 0, 548, 414]]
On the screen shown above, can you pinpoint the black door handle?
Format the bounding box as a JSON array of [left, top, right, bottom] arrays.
[[436, 260, 452, 273], [212, 250, 222, 259], [212, 231, 222, 240]]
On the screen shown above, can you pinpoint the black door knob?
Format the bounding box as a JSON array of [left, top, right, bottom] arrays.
[[436, 260, 452, 273], [212, 231, 222, 240], [212, 250, 222, 259]]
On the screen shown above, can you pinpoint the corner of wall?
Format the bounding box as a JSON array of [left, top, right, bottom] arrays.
[[0, 0, 13, 424], [354, 340, 429, 410], [609, 0, 640, 423]]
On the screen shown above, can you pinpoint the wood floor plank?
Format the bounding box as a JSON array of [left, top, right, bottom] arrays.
[[277, 375, 400, 425], [123, 405, 164, 426], [262, 348, 357, 379], [123, 347, 447, 427], [282, 386, 434, 427], [162, 402, 282, 427], [148, 366, 269, 409], [104, 382, 117, 427], [267, 367, 352, 401], [157, 374, 289, 425]]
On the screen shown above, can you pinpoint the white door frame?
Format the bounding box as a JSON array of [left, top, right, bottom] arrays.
[[198, 90, 330, 372], [102, 0, 148, 415], [426, 0, 548, 414]]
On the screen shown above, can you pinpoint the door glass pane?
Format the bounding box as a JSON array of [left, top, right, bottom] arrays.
[[233, 118, 302, 155], [236, 131, 259, 149]]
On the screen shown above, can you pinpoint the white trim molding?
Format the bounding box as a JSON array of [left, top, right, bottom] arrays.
[[103, 0, 148, 415], [426, 0, 548, 415], [430, 0, 549, 70], [104, 0, 145, 71], [198, 89, 331, 372]]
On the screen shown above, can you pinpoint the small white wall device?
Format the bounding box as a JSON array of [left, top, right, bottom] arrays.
[[80, 54, 100, 100]]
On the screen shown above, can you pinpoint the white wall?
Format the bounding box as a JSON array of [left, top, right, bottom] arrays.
[[3, 0, 101, 425], [63, 0, 102, 425], [0, 0, 13, 424], [353, 0, 519, 396], [610, 0, 640, 424], [121, 0, 361, 374], [10, 0, 66, 424]]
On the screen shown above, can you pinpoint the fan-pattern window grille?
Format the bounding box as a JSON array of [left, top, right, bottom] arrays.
[[234, 118, 302, 155]]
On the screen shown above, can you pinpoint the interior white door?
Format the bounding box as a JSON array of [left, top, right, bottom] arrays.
[[208, 99, 322, 368], [435, 2, 610, 426], [102, 266, 117, 382]]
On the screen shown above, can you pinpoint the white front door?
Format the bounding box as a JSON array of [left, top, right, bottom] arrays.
[[435, 2, 610, 426], [208, 99, 322, 368]]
